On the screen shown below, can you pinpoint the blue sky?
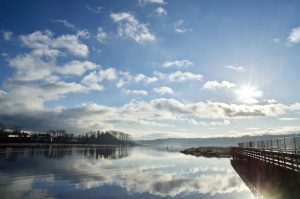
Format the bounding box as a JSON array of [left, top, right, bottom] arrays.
[[1, 0, 300, 139]]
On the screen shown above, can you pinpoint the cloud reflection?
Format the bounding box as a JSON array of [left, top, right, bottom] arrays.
[[0, 147, 253, 199]]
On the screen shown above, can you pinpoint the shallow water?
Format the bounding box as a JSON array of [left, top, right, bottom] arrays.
[[0, 146, 255, 199]]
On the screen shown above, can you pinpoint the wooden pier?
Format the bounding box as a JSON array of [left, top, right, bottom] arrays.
[[231, 136, 300, 172], [230, 136, 300, 199]]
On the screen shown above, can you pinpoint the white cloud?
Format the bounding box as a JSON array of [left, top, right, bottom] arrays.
[[155, 7, 167, 16], [80, 68, 118, 90], [58, 60, 98, 76], [51, 19, 91, 39], [290, 103, 300, 111], [124, 89, 148, 96], [202, 80, 236, 90], [0, 79, 97, 114], [138, 0, 166, 6], [153, 87, 173, 95], [149, 98, 286, 119], [8, 53, 55, 81], [86, 5, 102, 14], [20, 30, 89, 57], [168, 71, 203, 82], [174, 20, 190, 33], [153, 71, 203, 82], [2, 31, 13, 41], [134, 73, 158, 83], [81, 71, 104, 91], [278, 117, 298, 121], [163, 60, 193, 68], [99, 68, 118, 81], [7, 31, 91, 81], [225, 65, 245, 72], [117, 70, 203, 88], [111, 12, 156, 43], [96, 27, 108, 43], [51, 19, 76, 30], [230, 126, 300, 137], [0, 89, 295, 136], [0, 90, 7, 97], [40, 81, 89, 100], [287, 26, 300, 44], [76, 29, 91, 39]]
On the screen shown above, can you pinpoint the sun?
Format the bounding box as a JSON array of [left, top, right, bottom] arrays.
[[236, 85, 263, 104]]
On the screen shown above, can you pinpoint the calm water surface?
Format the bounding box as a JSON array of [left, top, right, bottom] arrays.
[[0, 147, 255, 199]]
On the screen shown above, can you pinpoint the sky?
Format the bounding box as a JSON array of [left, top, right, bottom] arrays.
[[1, 0, 300, 139]]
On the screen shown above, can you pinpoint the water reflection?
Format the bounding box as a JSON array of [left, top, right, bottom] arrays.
[[0, 146, 131, 160], [231, 159, 300, 199], [0, 147, 255, 199]]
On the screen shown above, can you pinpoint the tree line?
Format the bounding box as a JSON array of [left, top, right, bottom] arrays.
[[0, 125, 134, 145]]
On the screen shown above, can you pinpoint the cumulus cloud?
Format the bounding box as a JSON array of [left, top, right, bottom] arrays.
[[155, 7, 167, 16], [58, 60, 99, 76], [81, 68, 118, 90], [7, 30, 91, 81], [20, 30, 89, 57], [8, 53, 56, 81], [202, 80, 236, 90], [39, 81, 89, 100], [225, 65, 245, 72], [0, 79, 97, 115], [2, 30, 13, 41], [134, 73, 158, 83], [287, 26, 300, 44], [96, 27, 108, 43], [117, 70, 203, 88], [76, 29, 91, 39], [153, 87, 173, 95], [124, 89, 148, 96], [99, 67, 118, 81], [168, 71, 203, 81], [81, 71, 104, 91], [0, 92, 294, 135], [111, 12, 156, 43], [163, 60, 193, 68], [138, 0, 166, 6]]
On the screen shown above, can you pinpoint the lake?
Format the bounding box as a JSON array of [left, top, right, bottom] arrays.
[[0, 146, 256, 199]]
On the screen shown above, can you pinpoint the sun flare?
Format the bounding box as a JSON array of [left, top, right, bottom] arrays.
[[236, 85, 263, 104]]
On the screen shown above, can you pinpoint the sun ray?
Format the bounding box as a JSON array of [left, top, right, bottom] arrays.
[[236, 85, 263, 104]]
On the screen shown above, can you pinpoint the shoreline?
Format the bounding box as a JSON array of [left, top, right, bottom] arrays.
[[181, 146, 231, 158], [0, 143, 133, 148]]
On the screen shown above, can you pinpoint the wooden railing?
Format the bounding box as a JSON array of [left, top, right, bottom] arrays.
[[230, 147, 300, 172], [237, 136, 300, 154]]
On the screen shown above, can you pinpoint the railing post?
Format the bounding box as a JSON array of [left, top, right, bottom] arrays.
[[284, 138, 287, 152], [271, 139, 273, 151], [294, 136, 297, 154]]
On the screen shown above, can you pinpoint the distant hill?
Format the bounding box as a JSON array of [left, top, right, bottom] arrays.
[[136, 133, 300, 151]]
